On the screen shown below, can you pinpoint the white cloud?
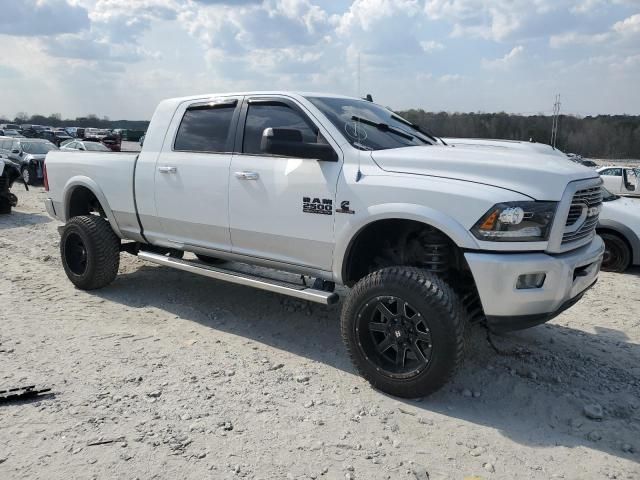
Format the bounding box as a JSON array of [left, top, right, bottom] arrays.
[[482, 45, 525, 69], [549, 31, 611, 47], [420, 40, 445, 53], [438, 73, 463, 83], [1, 0, 640, 119], [613, 13, 640, 35]]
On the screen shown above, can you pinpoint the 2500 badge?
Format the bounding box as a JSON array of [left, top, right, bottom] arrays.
[[303, 197, 333, 215]]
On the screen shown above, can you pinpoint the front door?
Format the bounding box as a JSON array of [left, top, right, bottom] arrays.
[[228, 97, 342, 271], [154, 97, 241, 251]]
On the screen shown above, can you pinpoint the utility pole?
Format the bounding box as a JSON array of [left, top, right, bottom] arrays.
[[550, 94, 561, 149]]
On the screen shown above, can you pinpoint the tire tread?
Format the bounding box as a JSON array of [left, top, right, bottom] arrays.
[[341, 267, 465, 398], [61, 215, 120, 290]]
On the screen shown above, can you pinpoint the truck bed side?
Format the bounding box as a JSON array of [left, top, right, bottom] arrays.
[[45, 151, 140, 239]]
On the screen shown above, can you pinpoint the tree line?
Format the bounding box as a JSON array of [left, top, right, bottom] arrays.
[[399, 110, 640, 159], [3, 111, 639, 159]]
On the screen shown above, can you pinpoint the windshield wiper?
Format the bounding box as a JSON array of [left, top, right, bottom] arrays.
[[390, 114, 444, 145], [350, 115, 415, 141]]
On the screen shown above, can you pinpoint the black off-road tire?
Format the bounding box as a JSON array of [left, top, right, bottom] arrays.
[[341, 267, 465, 398], [600, 232, 631, 273], [196, 254, 225, 265], [60, 215, 120, 290]]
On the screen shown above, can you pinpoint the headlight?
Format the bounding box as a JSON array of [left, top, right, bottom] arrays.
[[471, 201, 557, 242]]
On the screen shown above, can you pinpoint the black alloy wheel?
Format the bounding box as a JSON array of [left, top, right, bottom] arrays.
[[356, 295, 433, 379], [64, 231, 89, 275]]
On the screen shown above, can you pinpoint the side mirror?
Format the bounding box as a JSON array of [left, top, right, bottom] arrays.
[[260, 128, 338, 162], [11, 149, 19, 154]]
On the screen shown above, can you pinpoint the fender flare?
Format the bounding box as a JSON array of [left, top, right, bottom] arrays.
[[597, 220, 640, 265], [333, 203, 480, 283], [62, 176, 124, 238]]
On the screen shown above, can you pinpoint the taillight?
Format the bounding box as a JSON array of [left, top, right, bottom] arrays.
[[43, 160, 49, 191]]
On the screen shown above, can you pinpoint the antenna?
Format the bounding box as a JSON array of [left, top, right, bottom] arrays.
[[355, 52, 363, 182]]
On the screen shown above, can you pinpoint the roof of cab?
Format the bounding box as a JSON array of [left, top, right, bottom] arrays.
[[160, 91, 360, 105]]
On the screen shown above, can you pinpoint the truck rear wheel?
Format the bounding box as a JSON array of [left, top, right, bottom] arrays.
[[60, 215, 120, 290], [341, 267, 465, 398]]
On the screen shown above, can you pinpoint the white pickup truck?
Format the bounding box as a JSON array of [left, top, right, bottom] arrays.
[[44, 92, 604, 398]]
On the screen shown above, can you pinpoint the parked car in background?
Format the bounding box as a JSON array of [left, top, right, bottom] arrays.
[[0, 129, 23, 137], [0, 137, 57, 184], [0, 123, 21, 132], [21, 125, 47, 138], [597, 166, 640, 197], [64, 127, 78, 137], [101, 132, 122, 152], [39, 130, 73, 146], [597, 188, 640, 272], [60, 140, 111, 152]]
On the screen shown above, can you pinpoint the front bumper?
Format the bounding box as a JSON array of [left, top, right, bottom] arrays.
[[465, 236, 604, 332]]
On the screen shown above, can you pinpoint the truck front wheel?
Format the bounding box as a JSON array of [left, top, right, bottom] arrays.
[[341, 267, 465, 398], [60, 215, 120, 290]]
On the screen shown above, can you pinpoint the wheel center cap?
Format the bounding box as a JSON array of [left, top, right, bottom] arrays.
[[394, 329, 403, 339]]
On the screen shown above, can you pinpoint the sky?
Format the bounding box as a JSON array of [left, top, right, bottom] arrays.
[[1, 0, 639, 120]]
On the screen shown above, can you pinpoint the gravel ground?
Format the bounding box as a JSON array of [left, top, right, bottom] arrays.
[[1, 187, 639, 480]]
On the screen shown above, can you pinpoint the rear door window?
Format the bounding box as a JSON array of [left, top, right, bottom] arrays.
[[174, 102, 237, 153]]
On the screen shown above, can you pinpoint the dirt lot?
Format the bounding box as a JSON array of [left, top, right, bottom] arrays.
[[1, 186, 639, 480]]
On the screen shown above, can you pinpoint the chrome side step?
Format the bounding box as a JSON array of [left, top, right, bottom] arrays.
[[138, 251, 339, 305]]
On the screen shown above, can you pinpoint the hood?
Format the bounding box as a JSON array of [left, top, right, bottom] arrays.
[[371, 144, 598, 200]]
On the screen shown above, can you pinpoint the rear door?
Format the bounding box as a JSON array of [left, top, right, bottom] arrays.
[[228, 96, 342, 271], [153, 97, 241, 252]]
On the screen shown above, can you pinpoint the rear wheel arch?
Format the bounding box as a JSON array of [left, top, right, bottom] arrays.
[[63, 178, 123, 238]]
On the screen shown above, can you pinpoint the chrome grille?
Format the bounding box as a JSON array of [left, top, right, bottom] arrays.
[[562, 186, 602, 245]]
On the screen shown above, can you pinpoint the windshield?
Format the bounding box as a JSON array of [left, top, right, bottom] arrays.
[[85, 142, 109, 151], [21, 142, 58, 154], [306, 96, 434, 151]]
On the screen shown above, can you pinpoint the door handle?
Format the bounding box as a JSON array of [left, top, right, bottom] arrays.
[[158, 166, 177, 174], [234, 171, 259, 180]]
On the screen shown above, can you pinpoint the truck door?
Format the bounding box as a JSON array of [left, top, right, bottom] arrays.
[[153, 97, 241, 252], [228, 97, 342, 271], [600, 168, 622, 194]]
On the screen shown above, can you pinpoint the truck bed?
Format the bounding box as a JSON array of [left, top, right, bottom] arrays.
[[45, 151, 140, 239]]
